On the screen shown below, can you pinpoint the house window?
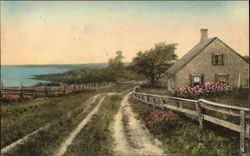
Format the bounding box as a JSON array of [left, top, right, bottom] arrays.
[[215, 74, 229, 84], [189, 74, 204, 86], [212, 53, 224, 65], [193, 76, 201, 86], [219, 75, 227, 83]]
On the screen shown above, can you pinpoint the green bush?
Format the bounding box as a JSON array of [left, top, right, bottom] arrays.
[[129, 97, 241, 156]]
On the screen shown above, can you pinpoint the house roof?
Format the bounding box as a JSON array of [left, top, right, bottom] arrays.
[[166, 37, 217, 74]]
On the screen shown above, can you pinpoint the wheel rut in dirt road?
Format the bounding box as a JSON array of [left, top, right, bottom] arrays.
[[1, 94, 102, 155], [111, 93, 165, 156], [55, 93, 116, 156]]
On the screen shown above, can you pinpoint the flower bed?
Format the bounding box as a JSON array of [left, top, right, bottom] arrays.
[[175, 81, 233, 99], [1, 94, 35, 102], [1, 94, 20, 102], [143, 108, 180, 123]]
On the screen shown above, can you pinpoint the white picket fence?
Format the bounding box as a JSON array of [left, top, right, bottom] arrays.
[[1, 82, 113, 98]]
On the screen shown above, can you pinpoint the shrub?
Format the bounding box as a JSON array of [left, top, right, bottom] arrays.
[[1, 94, 20, 102], [175, 81, 233, 99], [143, 108, 180, 123]]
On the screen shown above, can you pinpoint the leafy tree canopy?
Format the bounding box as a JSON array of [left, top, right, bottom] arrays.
[[243, 55, 249, 63], [107, 50, 125, 74], [130, 42, 177, 85]]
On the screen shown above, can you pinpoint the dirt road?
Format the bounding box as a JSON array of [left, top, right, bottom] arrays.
[[111, 93, 165, 156]]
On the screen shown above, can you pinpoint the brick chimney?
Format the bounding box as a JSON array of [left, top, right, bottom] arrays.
[[200, 29, 208, 42]]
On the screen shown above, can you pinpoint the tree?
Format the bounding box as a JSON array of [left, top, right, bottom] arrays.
[[107, 50, 125, 77], [243, 55, 249, 63], [130, 42, 177, 85]]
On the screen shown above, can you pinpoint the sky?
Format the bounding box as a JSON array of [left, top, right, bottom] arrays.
[[1, 1, 249, 65]]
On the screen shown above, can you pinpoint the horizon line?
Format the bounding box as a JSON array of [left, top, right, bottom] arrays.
[[0, 61, 132, 66]]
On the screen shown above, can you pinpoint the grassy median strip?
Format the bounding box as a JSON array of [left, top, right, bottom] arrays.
[[129, 97, 244, 156], [1, 91, 95, 148], [3, 95, 103, 156], [64, 95, 122, 156]]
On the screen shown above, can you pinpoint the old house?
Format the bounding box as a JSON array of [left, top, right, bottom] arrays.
[[164, 29, 249, 91]]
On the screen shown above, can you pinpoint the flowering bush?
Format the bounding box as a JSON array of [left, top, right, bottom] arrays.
[[1, 94, 20, 102], [143, 108, 180, 123], [175, 81, 233, 98]]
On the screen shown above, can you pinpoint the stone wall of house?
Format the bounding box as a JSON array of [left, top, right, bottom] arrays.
[[174, 38, 249, 88]]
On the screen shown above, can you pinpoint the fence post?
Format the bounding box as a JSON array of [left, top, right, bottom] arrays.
[[55, 87, 58, 96], [160, 97, 164, 110], [240, 110, 245, 154], [63, 85, 66, 94], [36, 88, 38, 97], [45, 87, 48, 97], [133, 93, 136, 99], [73, 85, 75, 93], [139, 95, 142, 103], [20, 82, 24, 99], [81, 84, 83, 90], [0, 82, 4, 97], [146, 96, 149, 107], [177, 101, 183, 108], [143, 96, 148, 105], [195, 101, 203, 129], [151, 97, 155, 108]]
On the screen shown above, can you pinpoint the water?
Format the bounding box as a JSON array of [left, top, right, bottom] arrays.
[[1, 66, 73, 87]]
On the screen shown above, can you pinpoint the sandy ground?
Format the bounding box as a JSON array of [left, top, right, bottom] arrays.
[[111, 93, 165, 156]]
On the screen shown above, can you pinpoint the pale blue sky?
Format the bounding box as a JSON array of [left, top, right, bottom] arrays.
[[1, 1, 249, 65]]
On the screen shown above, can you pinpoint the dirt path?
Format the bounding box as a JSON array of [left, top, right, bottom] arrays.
[[0, 94, 101, 155], [111, 93, 165, 156], [55, 93, 115, 156]]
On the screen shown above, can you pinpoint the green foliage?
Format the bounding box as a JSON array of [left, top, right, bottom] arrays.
[[65, 95, 122, 156], [1, 84, 132, 155], [1, 92, 94, 148], [108, 50, 125, 73], [35, 67, 116, 84], [130, 42, 177, 85], [117, 69, 145, 81], [34, 51, 140, 84], [4, 93, 100, 156], [206, 88, 249, 108], [129, 97, 241, 156], [243, 55, 249, 63]]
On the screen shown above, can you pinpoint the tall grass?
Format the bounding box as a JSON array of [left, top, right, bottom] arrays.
[[1, 91, 95, 148], [4, 95, 103, 156], [129, 97, 246, 156], [65, 95, 122, 156]]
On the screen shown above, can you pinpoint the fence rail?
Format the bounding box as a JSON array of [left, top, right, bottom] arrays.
[[0, 82, 113, 98], [131, 87, 250, 154]]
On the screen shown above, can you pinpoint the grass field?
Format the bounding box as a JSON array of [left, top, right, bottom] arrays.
[[4, 94, 122, 156], [1, 91, 95, 148], [4, 95, 104, 156], [129, 97, 249, 156], [1, 83, 135, 155], [65, 95, 122, 156]]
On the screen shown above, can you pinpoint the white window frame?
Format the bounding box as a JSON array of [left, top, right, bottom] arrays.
[[192, 73, 202, 86]]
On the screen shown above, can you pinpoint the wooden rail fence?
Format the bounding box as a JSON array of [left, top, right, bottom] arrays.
[[0, 82, 113, 98], [131, 87, 250, 155]]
